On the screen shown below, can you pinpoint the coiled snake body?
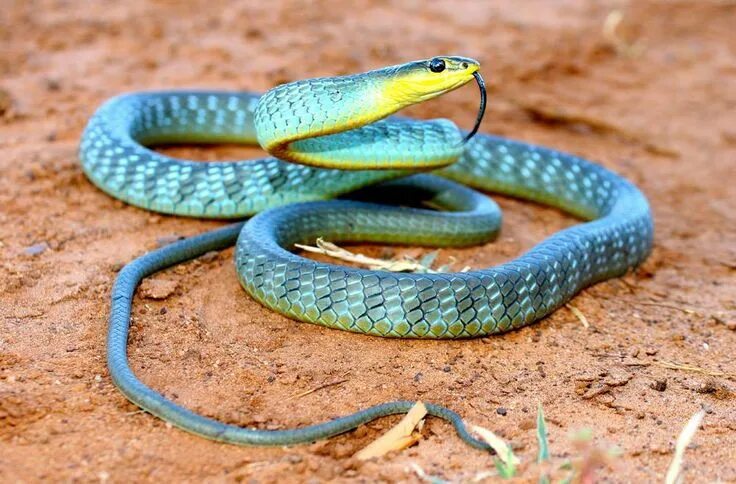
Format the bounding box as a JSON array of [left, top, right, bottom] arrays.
[[80, 57, 653, 448]]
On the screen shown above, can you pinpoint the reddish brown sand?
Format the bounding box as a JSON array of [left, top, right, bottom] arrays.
[[1, 1, 735, 481]]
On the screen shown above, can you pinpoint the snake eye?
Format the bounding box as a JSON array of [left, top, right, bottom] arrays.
[[429, 58, 446, 73]]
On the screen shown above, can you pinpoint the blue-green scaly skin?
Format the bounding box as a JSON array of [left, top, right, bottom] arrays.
[[254, 68, 464, 168], [81, 92, 407, 217], [80, 84, 653, 447]]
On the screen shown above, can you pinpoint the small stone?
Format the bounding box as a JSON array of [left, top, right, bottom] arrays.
[[442, 366, 451, 373], [0, 88, 13, 116], [286, 454, 302, 464], [110, 261, 125, 272], [496, 407, 508, 416], [140, 278, 178, 299], [695, 380, 718, 394], [44, 78, 61, 91], [724, 320, 736, 331], [24, 242, 49, 256], [159, 307, 168, 315], [201, 251, 219, 263], [604, 368, 632, 387], [650, 379, 667, 392]]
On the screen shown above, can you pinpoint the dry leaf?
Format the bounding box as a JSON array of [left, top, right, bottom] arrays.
[[354, 402, 427, 460], [471, 424, 520, 466]]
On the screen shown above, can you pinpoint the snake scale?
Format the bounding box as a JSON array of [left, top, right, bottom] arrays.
[[80, 57, 653, 448]]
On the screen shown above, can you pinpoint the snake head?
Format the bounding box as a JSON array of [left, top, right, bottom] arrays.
[[383, 56, 480, 106]]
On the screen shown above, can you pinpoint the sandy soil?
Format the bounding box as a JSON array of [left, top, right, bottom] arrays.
[[1, 0, 735, 481]]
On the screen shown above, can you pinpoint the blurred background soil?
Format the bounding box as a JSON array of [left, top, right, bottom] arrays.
[[1, 0, 735, 481]]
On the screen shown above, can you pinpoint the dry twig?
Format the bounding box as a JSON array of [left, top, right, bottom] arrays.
[[289, 373, 350, 400], [665, 410, 705, 484], [633, 301, 700, 315], [566, 303, 590, 329], [654, 359, 728, 378], [296, 238, 464, 273]]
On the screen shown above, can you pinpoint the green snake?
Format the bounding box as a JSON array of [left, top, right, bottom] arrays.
[[80, 56, 653, 449]]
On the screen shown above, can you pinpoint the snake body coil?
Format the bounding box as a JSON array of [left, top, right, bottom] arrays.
[[80, 57, 653, 447]]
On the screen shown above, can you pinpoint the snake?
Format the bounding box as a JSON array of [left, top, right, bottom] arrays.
[[80, 56, 653, 449]]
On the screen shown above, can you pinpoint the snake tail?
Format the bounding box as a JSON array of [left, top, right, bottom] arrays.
[[108, 223, 491, 449]]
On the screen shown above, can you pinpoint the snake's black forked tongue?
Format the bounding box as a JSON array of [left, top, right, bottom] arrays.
[[463, 71, 487, 143]]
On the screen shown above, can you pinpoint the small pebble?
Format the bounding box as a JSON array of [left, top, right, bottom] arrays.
[[442, 365, 451, 373], [696, 380, 718, 394], [286, 454, 302, 464], [496, 407, 508, 416], [0, 88, 13, 116], [650, 379, 667, 392], [24, 242, 49, 256], [44, 78, 61, 91], [201, 251, 219, 262], [140, 278, 178, 299]]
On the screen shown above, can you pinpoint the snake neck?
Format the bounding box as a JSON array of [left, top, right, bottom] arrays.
[[253, 68, 464, 170], [254, 71, 384, 149]]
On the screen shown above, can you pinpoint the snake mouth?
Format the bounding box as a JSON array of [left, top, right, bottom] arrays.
[[463, 71, 487, 143]]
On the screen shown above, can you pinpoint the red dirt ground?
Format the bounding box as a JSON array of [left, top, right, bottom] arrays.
[[1, 1, 735, 481]]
